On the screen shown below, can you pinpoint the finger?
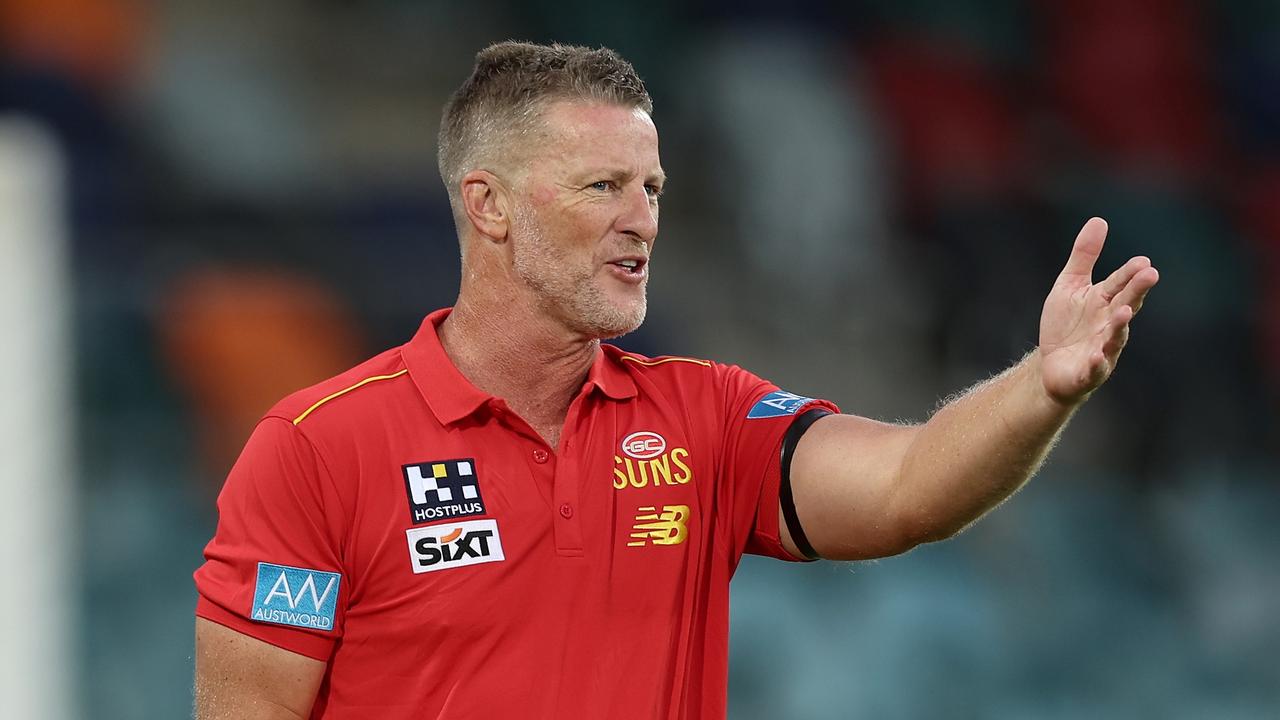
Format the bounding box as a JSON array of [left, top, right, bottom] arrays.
[[1112, 266, 1160, 313], [1098, 256, 1152, 301], [1101, 305, 1133, 358], [1085, 348, 1110, 387], [1060, 217, 1108, 279]]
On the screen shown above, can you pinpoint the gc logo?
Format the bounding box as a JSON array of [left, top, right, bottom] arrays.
[[621, 431, 666, 460]]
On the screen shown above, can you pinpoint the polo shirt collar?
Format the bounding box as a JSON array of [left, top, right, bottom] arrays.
[[591, 344, 639, 401], [402, 308, 490, 425], [402, 308, 637, 426]]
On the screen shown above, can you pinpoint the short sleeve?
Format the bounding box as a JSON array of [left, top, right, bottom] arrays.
[[194, 417, 349, 661], [716, 364, 839, 562]]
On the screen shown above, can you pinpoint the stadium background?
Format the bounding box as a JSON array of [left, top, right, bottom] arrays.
[[1, 0, 1277, 717]]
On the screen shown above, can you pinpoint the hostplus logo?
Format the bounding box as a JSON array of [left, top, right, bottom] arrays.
[[403, 458, 486, 524]]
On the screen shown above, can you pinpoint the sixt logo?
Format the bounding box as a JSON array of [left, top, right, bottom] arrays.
[[406, 519, 504, 574], [250, 563, 340, 631], [627, 505, 690, 547], [613, 432, 692, 490]]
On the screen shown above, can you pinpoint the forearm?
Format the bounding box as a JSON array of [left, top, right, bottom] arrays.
[[786, 219, 1155, 561], [893, 349, 1078, 544]]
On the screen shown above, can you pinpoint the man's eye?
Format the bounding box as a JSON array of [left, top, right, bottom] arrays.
[[590, 181, 614, 192], [645, 185, 663, 199]]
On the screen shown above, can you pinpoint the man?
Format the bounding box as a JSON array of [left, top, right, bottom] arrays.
[[193, 41, 1158, 719]]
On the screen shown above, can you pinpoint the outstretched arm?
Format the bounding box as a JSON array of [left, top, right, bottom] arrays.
[[781, 218, 1159, 561]]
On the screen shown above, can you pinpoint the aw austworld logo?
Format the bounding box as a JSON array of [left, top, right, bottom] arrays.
[[250, 562, 341, 631], [747, 390, 817, 419]]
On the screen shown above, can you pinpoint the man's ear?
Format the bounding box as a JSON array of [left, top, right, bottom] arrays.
[[460, 170, 511, 243]]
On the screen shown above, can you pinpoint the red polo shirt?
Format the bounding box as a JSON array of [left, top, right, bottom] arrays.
[[195, 308, 838, 719]]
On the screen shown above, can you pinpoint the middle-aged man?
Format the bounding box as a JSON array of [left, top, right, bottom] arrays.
[[193, 41, 1159, 719]]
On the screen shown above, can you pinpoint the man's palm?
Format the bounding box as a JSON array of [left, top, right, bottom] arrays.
[[1039, 218, 1159, 405]]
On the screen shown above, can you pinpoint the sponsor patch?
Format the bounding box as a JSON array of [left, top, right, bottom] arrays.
[[747, 390, 818, 419], [628, 505, 690, 547], [403, 458, 486, 524], [251, 562, 340, 631], [406, 518, 505, 574]]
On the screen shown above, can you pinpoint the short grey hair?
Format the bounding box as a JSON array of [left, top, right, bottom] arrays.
[[437, 41, 653, 218]]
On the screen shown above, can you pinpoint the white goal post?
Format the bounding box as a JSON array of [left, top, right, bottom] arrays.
[[0, 117, 75, 720]]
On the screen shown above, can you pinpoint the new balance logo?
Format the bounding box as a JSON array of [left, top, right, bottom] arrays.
[[250, 563, 341, 631], [628, 505, 690, 547], [403, 458, 486, 523]]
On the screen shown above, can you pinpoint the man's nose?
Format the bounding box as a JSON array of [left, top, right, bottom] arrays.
[[615, 184, 658, 243]]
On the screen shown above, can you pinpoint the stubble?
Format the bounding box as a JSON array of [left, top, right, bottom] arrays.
[[510, 202, 647, 339]]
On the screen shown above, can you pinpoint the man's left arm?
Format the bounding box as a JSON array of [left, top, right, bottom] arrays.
[[781, 218, 1160, 561]]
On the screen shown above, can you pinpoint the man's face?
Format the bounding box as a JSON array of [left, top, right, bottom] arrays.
[[508, 100, 664, 340]]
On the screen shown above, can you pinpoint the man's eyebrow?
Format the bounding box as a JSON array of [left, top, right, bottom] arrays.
[[572, 168, 668, 186]]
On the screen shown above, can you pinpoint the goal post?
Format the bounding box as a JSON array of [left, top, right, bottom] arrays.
[[0, 116, 76, 720]]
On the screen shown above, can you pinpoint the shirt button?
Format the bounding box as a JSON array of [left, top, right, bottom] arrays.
[[559, 503, 574, 519], [532, 448, 550, 464]]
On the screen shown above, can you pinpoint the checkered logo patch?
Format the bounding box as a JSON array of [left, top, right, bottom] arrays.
[[403, 458, 486, 524]]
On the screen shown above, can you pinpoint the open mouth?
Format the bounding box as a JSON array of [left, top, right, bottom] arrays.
[[608, 258, 647, 276]]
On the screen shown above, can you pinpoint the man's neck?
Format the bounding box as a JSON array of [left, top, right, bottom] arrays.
[[438, 293, 598, 448]]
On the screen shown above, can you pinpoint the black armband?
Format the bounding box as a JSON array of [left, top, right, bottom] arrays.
[[779, 407, 832, 561]]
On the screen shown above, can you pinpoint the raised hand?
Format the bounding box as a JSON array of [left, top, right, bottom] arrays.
[[1038, 217, 1160, 405]]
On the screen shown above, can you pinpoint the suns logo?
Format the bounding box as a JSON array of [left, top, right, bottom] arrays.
[[613, 431, 693, 489]]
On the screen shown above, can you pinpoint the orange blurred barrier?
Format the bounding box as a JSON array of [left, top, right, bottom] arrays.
[[158, 268, 363, 488], [0, 0, 146, 90]]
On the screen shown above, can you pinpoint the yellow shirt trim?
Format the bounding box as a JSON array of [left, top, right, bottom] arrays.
[[292, 368, 409, 425], [619, 355, 711, 368]]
